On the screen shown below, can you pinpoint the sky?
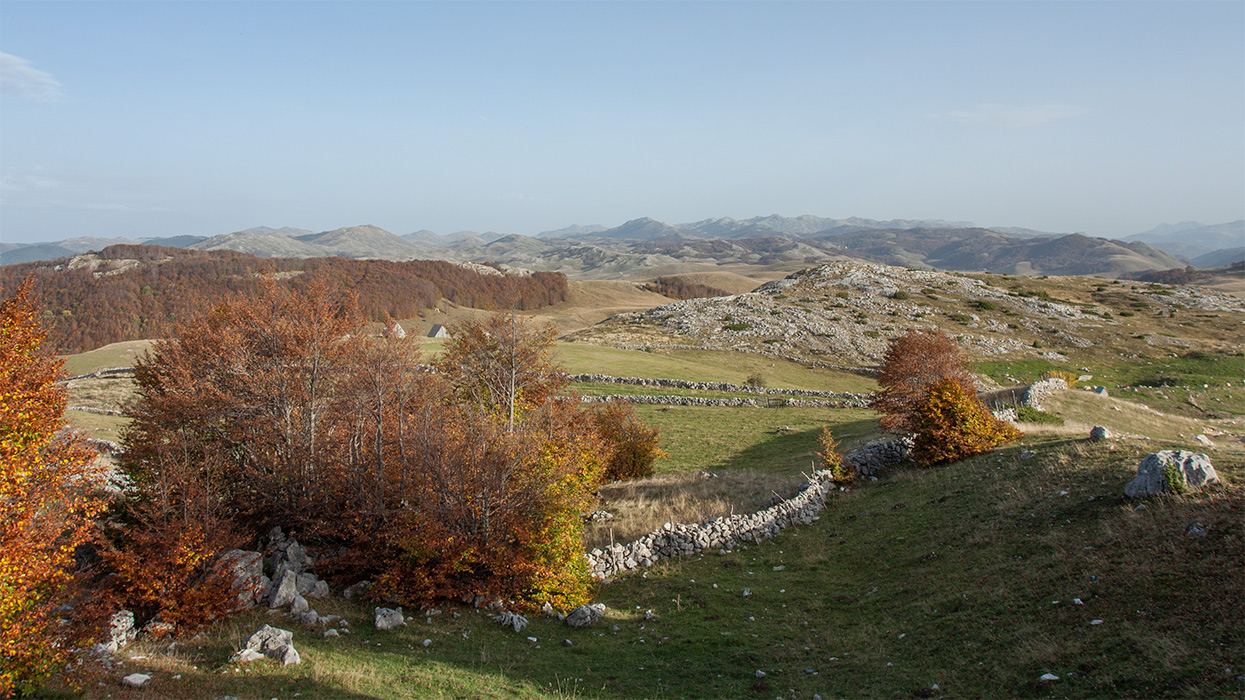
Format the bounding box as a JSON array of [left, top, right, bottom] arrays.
[[1, 1, 1242, 244]]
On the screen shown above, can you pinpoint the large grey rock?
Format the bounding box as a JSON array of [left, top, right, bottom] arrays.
[[374, 607, 405, 630], [290, 594, 309, 615], [1090, 426, 1112, 441], [295, 572, 318, 595], [308, 579, 330, 598], [217, 549, 264, 610], [268, 570, 299, 608], [272, 644, 301, 665], [565, 603, 605, 628], [1125, 450, 1219, 499], [241, 624, 293, 655]]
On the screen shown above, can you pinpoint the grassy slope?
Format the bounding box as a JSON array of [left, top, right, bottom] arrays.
[[69, 435, 1242, 700]]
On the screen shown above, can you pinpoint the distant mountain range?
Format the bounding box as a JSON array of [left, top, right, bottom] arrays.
[[3, 216, 1239, 279]]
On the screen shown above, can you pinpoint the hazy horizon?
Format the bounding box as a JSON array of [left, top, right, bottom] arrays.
[[2, 2, 1242, 245]]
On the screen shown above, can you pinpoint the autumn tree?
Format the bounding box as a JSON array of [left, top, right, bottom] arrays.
[[0, 279, 106, 696], [435, 313, 565, 433], [910, 378, 1021, 466], [870, 330, 977, 434], [593, 401, 664, 481]]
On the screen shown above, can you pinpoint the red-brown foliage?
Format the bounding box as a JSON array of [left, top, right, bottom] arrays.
[[910, 378, 1022, 466], [0, 245, 569, 353], [119, 286, 601, 613], [593, 401, 665, 481], [0, 279, 106, 696], [870, 330, 977, 435]]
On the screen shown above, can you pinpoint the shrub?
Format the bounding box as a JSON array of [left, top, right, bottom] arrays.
[[1016, 406, 1065, 425], [892, 291, 911, 300], [1040, 369, 1079, 387], [871, 330, 977, 435], [947, 312, 972, 324], [911, 379, 1022, 467], [744, 373, 766, 388], [593, 401, 665, 482], [976, 300, 997, 311], [723, 323, 752, 332], [815, 428, 852, 483]]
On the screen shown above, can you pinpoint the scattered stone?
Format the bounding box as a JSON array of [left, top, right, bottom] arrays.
[[1093, 386, 1109, 397], [1020, 450, 1035, 460], [644, 609, 656, 621], [1040, 673, 1060, 681], [235, 648, 265, 663], [582, 510, 614, 522], [296, 610, 319, 626], [1125, 451, 1219, 499], [563, 639, 573, 646], [565, 604, 605, 628], [1187, 521, 1208, 537], [495, 611, 529, 632], [237, 624, 300, 665], [1090, 619, 1104, 625], [374, 607, 405, 630], [541, 602, 565, 620], [422, 638, 432, 647], [755, 670, 766, 678], [121, 673, 151, 688], [1090, 426, 1112, 441], [214, 696, 239, 700], [323, 629, 339, 639], [1194, 434, 1214, 447], [343, 580, 372, 600]]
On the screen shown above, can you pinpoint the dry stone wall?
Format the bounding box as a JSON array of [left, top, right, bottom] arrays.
[[578, 394, 867, 408], [567, 374, 868, 400], [586, 469, 838, 579]]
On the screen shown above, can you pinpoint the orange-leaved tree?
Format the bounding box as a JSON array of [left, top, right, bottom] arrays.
[[593, 401, 664, 482], [870, 330, 977, 435], [435, 313, 565, 433], [1, 279, 106, 697], [910, 378, 1021, 466]]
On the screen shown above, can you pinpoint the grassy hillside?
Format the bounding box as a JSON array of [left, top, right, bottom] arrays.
[[60, 429, 1242, 699]]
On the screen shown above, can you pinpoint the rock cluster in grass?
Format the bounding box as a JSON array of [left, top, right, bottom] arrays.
[[566, 374, 868, 401], [1021, 377, 1068, 410], [845, 436, 915, 477], [265, 527, 330, 612], [1124, 450, 1219, 499], [586, 470, 837, 580], [579, 394, 867, 408], [233, 624, 301, 665]]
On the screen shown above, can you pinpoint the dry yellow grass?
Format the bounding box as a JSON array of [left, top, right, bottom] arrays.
[[583, 470, 803, 549]]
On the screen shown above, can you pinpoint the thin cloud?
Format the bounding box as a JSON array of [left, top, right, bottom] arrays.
[[0, 52, 65, 102], [932, 103, 1088, 128]]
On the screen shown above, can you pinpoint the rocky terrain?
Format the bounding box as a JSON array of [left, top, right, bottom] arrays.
[[569, 260, 1245, 366]]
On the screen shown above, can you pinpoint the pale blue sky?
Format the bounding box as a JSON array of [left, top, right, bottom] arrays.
[[2, 1, 1242, 244]]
